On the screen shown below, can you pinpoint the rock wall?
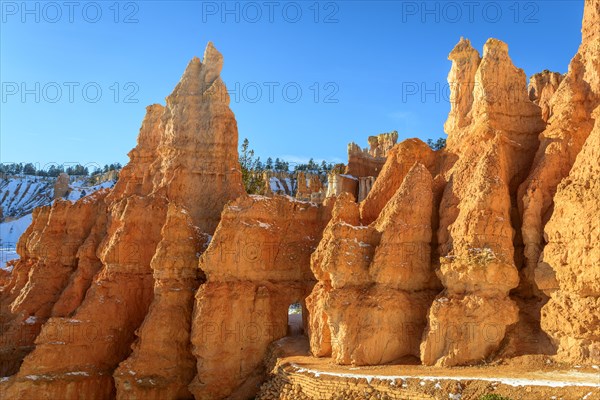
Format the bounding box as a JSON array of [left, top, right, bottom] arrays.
[[345, 131, 398, 177], [537, 106, 600, 364], [325, 173, 358, 199], [421, 37, 545, 366], [295, 172, 326, 202], [359, 139, 436, 225], [307, 163, 439, 366], [356, 177, 374, 202], [510, 0, 600, 360], [188, 195, 332, 399], [528, 70, 564, 122], [519, 0, 599, 302], [262, 171, 326, 203], [0, 191, 108, 376]]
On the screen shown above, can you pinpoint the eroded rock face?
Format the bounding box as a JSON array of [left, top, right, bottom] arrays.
[[111, 43, 245, 399], [52, 173, 70, 199], [537, 107, 600, 364], [520, 0, 600, 304], [345, 131, 398, 177], [296, 172, 326, 202], [444, 37, 481, 136], [1, 42, 245, 400], [1, 3, 599, 397], [528, 71, 564, 122], [113, 204, 207, 400], [0, 191, 108, 376], [308, 164, 439, 366], [188, 195, 332, 399], [421, 37, 545, 367], [325, 173, 358, 199], [359, 139, 436, 225]]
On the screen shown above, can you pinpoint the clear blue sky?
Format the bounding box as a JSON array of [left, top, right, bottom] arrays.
[[1, 1, 585, 170]]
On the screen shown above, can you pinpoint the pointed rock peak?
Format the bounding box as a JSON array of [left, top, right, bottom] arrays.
[[203, 42, 223, 68], [374, 161, 432, 232], [449, 37, 479, 61], [483, 38, 509, 58], [201, 42, 224, 87], [171, 57, 203, 94], [167, 42, 228, 105]]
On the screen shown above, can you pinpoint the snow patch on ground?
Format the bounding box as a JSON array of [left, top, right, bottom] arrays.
[[0, 213, 33, 271], [0, 213, 32, 247], [289, 364, 600, 388], [67, 180, 115, 202], [64, 371, 89, 377]]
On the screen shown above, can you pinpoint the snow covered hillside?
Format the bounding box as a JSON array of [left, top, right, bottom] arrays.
[[0, 176, 54, 220], [0, 174, 117, 269]]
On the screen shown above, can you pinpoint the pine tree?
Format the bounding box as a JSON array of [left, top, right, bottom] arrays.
[[239, 138, 265, 194], [427, 137, 446, 151]]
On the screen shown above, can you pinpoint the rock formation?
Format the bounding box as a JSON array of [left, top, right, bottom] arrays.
[[509, 0, 600, 360], [307, 163, 440, 366], [421, 37, 545, 366], [325, 173, 358, 199], [1, 2, 599, 399], [325, 132, 400, 202], [444, 37, 481, 137], [52, 173, 70, 199], [528, 70, 564, 122], [0, 191, 108, 376], [356, 176, 374, 202], [345, 131, 398, 177], [188, 195, 331, 399], [359, 139, 436, 225], [537, 107, 600, 364], [1, 42, 244, 399], [261, 171, 326, 203], [295, 172, 326, 202], [519, 0, 599, 303], [263, 171, 295, 196]]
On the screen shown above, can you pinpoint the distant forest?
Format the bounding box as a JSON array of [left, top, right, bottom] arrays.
[[0, 163, 123, 177]]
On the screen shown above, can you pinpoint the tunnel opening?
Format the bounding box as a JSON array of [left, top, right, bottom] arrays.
[[287, 302, 304, 336]]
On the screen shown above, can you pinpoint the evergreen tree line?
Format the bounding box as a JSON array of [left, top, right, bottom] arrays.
[[239, 138, 343, 194], [0, 163, 123, 177], [240, 138, 339, 175], [240, 137, 446, 194]]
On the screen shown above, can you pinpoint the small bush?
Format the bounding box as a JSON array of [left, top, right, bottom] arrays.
[[479, 395, 512, 400]]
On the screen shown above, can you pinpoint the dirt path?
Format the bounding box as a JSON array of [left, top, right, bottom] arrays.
[[261, 342, 600, 400], [285, 356, 600, 388]]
